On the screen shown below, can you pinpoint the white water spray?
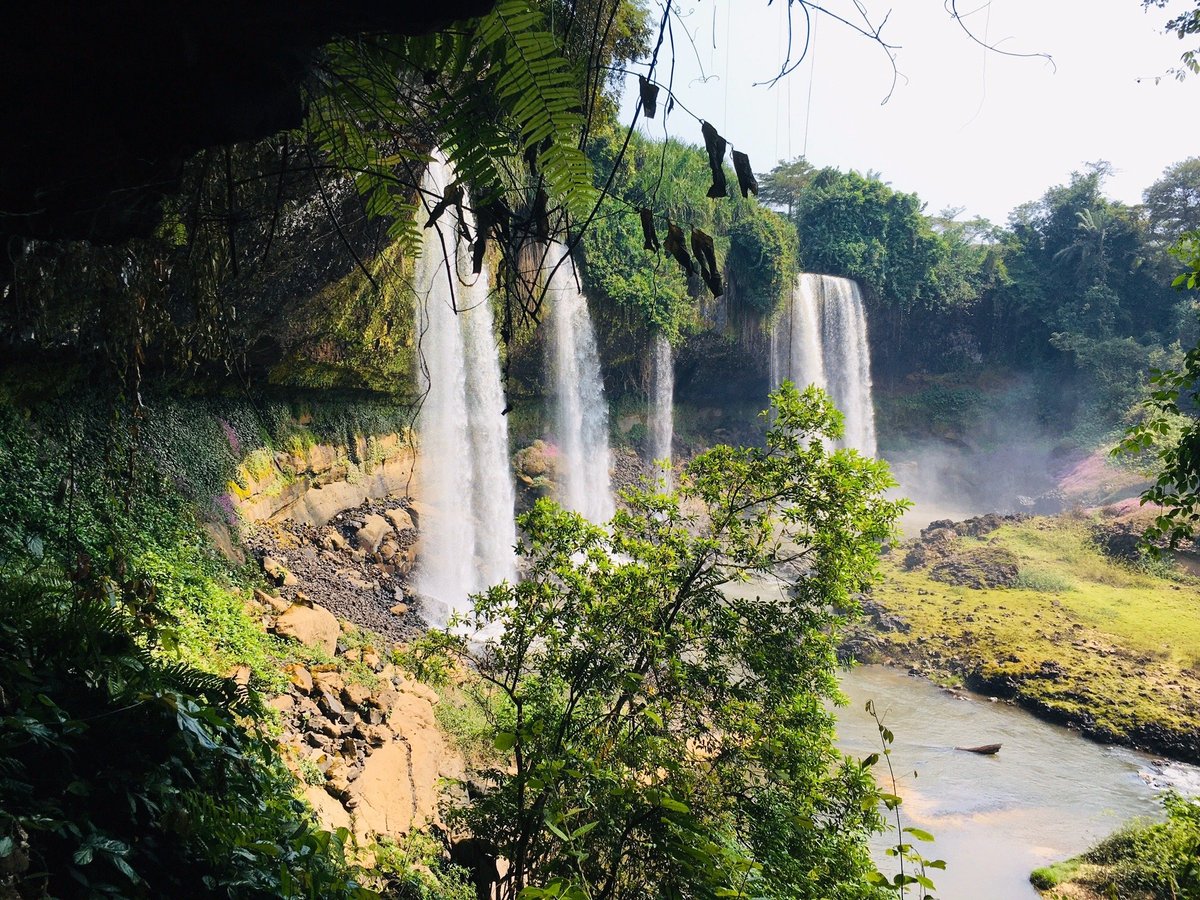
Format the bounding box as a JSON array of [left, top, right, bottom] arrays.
[[649, 332, 674, 484], [545, 242, 614, 522], [770, 273, 876, 457], [413, 154, 517, 623]]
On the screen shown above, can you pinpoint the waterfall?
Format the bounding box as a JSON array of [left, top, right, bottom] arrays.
[[413, 154, 517, 624], [770, 273, 876, 457], [649, 332, 674, 484], [791, 274, 827, 394], [820, 275, 877, 458], [545, 241, 614, 523]]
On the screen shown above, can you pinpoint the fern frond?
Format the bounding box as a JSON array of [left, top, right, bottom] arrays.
[[473, 0, 596, 218], [308, 2, 594, 247]]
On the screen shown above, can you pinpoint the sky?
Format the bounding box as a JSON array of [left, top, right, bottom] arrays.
[[619, 0, 1198, 224]]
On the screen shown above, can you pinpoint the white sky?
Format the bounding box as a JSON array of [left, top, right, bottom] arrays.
[[620, 1, 1198, 224]]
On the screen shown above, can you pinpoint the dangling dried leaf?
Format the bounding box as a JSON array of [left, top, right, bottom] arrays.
[[472, 202, 509, 274], [424, 182, 464, 228], [691, 228, 723, 297], [732, 150, 758, 198], [532, 187, 550, 242], [638, 76, 660, 119], [639, 208, 660, 251], [701, 122, 728, 199], [664, 221, 695, 275]]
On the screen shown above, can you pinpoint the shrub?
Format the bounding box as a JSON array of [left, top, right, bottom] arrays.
[[0, 562, 373, 898]]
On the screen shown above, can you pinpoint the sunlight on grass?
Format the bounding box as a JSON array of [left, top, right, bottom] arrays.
[[874, 516, 1200, 742]]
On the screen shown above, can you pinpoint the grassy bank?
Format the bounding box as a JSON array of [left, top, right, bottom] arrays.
[[1031, 794, 1200, 899], [862, 515, 1200, 761]]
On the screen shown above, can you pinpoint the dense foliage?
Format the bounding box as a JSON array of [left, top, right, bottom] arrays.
[[1117, 231, 1200, 547], [764, 156, 1198, 438], [576, 132, 797, 399], [583, 133, 797, 337], [417, 385, 906, 898], [0, 564, 373, 899]]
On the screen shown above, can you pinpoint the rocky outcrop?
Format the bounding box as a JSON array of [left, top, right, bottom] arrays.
[[230, 433, 416, 528], [253, 598, 467, 843], [928, 547, 1019, 589], [901, 515, 1022, 588], [355, 514, 393, 554]]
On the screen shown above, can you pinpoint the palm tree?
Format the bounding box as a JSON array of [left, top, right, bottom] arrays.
[[1053, 206, 1114, 287]]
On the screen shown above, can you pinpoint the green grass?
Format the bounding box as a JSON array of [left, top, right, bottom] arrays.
[[872, 516, 1200, 745], [1029, 859, 1083, 891]]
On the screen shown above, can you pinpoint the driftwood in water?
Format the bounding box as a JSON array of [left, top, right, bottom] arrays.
[[955, 743, 1002, 755]]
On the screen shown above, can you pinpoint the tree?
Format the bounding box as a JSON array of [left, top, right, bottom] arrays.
[[1117, 231, 1200, 548], [1144, 157, 1200, 246], [1053, 207, 1118, 292], [758, 157, 817, 218], [417, 384, 907, 899], [1143, 0, 1200, 77]]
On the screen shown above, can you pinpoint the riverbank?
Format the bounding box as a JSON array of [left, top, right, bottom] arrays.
[[848, 512, 1200, 764], [836, 665, 1200, 900]]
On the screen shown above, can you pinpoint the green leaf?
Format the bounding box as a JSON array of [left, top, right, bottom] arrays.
[[494, 731, 517, 751], [658, 797, 690, 814], [570, 821, 598, 840]]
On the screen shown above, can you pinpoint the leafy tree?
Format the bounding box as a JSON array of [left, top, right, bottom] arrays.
[[791, 168, 944, 315], [1144, 157, 1200, 247], [1143, 0, 1200, 77], [1117, 231, 1200, 548], [758, 157, 817, 219], [417, 384, 906, 899]]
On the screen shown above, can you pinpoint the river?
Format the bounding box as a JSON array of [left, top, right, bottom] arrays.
[[837, 665, 1200, 899]]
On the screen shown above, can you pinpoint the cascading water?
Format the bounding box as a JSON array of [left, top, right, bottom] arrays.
[[648, 332, 674, 484], [545, 242, 614, 523], [790, 274, 827, 394], [770, 273, 876, 457], [820, 275, 877, 457], [413, 154, 517, 623]]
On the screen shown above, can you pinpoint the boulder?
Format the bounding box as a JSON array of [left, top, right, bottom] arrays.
[[262, 555, 298, 586], [318, 527, 349, 552], [313, 670, 347, 696], [318, 688, 347, 720], [342, 681, 373, 710], [303, 785, 352, 832], [385, 507, 415, 532], [394, 543, 418, 575], [254, 587, 290, 614], [355, 514, 393, 553], [359, 723, 393, 746], [286, 664, 314, 694], [275, 604, 339, 655], [294, 694, 321, 720]]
